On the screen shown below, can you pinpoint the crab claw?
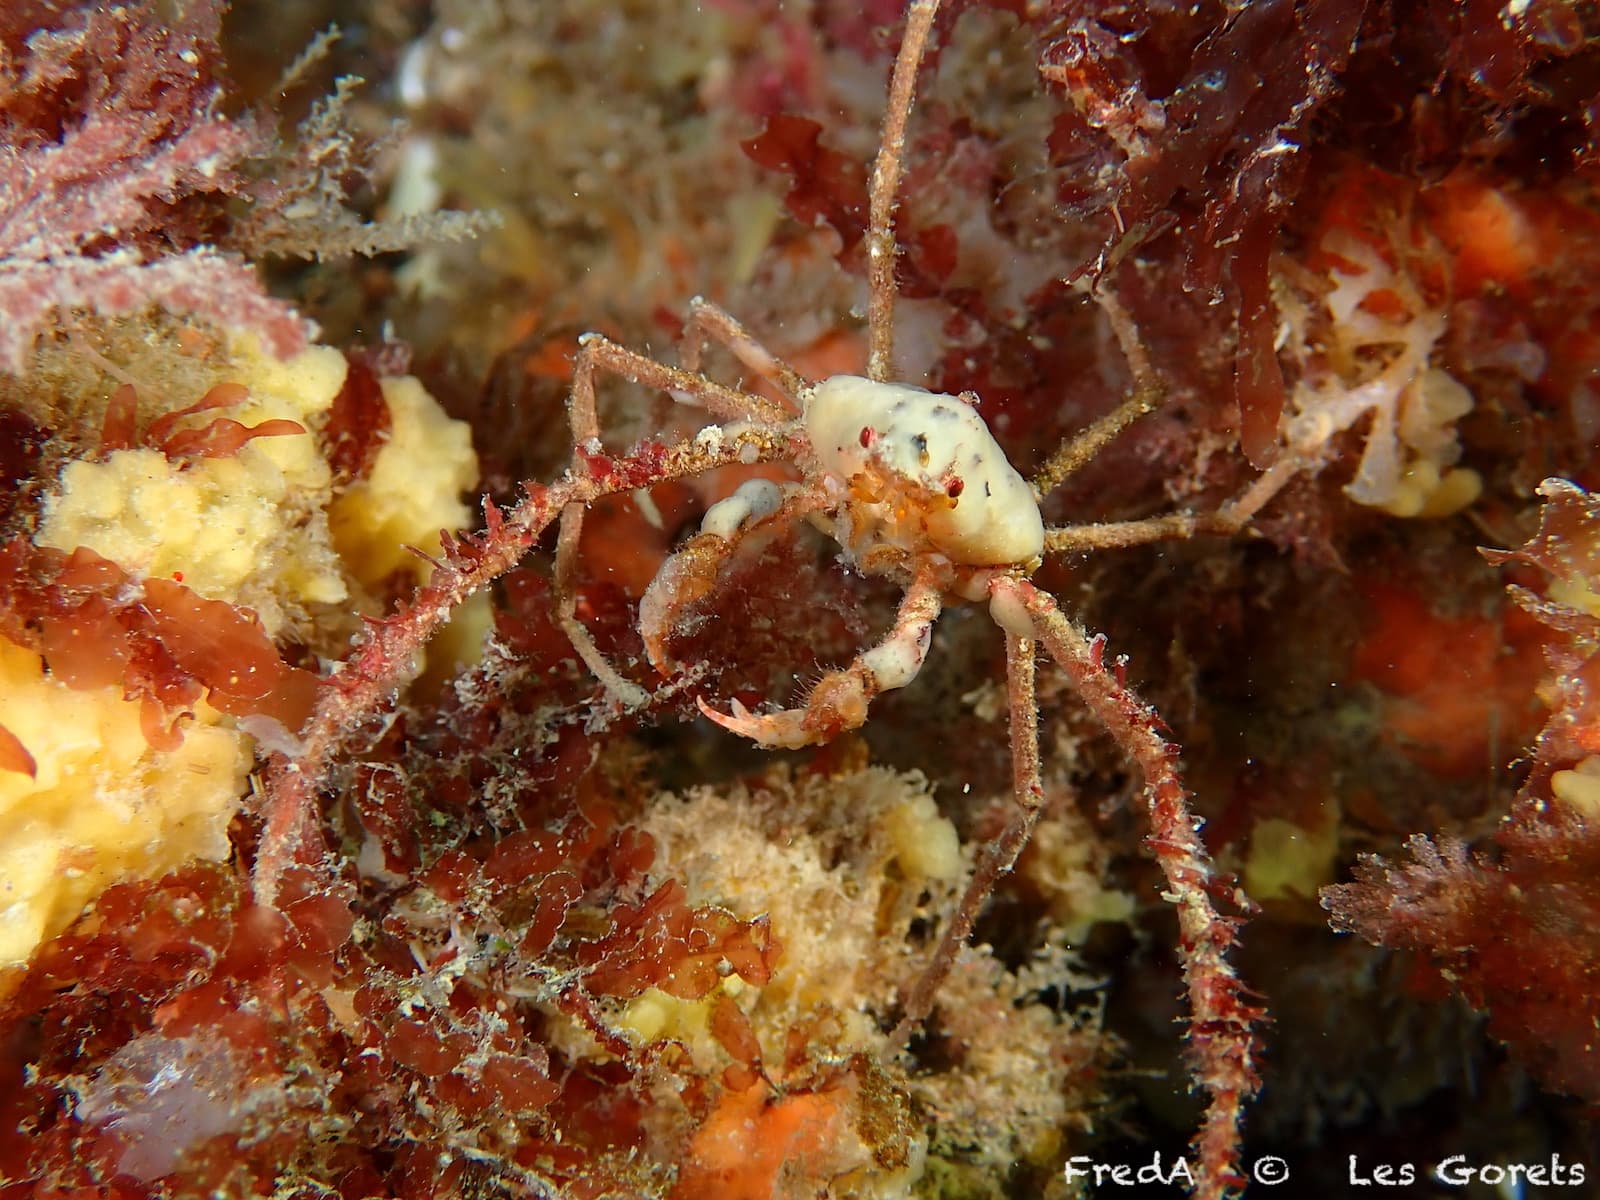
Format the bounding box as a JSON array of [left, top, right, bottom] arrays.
[[697, 668, 872, 751], [696, 696, 820, 750]]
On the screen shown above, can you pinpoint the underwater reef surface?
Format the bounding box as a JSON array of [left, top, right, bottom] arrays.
[[1, 1, 1599, 1197]]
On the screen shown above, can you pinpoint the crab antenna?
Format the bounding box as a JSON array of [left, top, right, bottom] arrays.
[[866, 0, 941, 384]]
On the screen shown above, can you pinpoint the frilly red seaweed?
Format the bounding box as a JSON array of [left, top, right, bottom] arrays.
[[1325, 479, 1600, 1102], [0, 540, 318, 745]]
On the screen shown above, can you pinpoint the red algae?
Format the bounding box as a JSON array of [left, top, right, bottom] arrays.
[[1325, 827, 1600, 1104], [1327, 480, 1600, 1103], [580, 880, 780, 1000], [1039, 0, 1365, 465], [0, 721, 36, 778], [0, 788, 788, 1198], [323, 355, 393, 488], [742, 114, 869, 255], [0, 541, 318, 743]]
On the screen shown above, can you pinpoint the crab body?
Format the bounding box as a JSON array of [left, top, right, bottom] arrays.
[[546, 4, 1266, 1193], [253, 6, 1266, 1194], [638, 374, 1044, 752], [803, 375, 1044, 576]]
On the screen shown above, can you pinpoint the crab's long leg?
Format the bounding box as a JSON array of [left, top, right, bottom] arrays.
[[554, 509, 650, 708], [1034, 279, 1307, 543], [865, 0, 942, 383], [557, 333, 793, 707], [1029, 381, 1162, 500], [570, 331, 792, 432], [890, 620, 1043, 1047], [680, 296, 809, 412], [257, 422, 797, 909], [1043, 511, 1235, 554], [1042, 448, 1306, 554], [990, 575, 1261, 1200], [1031, 286, 1163, 497], [700, 566, 943, 749]]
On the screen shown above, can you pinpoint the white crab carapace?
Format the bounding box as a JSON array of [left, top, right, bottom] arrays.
[[804, 375, 1044, 570]]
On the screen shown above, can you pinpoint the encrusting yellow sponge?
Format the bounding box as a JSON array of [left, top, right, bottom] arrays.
[[6, 335, 481, 970], [0, 638, 252, 967]]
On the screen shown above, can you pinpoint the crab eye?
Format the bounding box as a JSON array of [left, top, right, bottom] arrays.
[[945, 477, 964, 499], [859, 426, 875, 448]]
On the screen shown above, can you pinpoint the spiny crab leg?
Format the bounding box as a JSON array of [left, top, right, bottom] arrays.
[[1028, 381, 1161, 501], [990, 575, 1261, 1200], [555, 332, 795, 708], [256, 422, 799, 909], [1030, 287, 1162, 498], [865, 0, 941, 383], [1042, 445, 1306, 555], [1033, 281, 1308, 556], [554, 499, 650, 710], [890, 619, 1042, 1047], [1044, 511, 1239, 554], [570, 332, 792, 432], [679, 296, 809, 412], [698, 568, 944, 750]]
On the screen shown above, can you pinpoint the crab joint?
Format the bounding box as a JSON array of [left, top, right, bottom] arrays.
[[701, 479, 784, 540]]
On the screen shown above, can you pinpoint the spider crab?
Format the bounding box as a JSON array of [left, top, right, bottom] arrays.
[[258, 2, 1290, 1194], [549, 2, 1282, 1193]]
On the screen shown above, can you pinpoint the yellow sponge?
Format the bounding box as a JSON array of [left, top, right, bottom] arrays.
[[36, 341, 352, 637], [329, 374, 479, 590], [14, 334, 483, 969], [0, 637, 252, 968]]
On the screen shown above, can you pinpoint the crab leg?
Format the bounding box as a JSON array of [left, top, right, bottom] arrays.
[[1042, 448, 1306, 554], [679, 296, 809, 412], [1030, 380, 1162, 500], [554, 506, 650, 708], [865, 0, 941, 383], [1033, 280, 1308, 546], [1043, 511, 1236, 554], [1031, 285, 1164, 497], [989, 575, 1261, 1200], [891, 621, 1043, 1045], [254, 417, 797, 909], [699, 567, 943, 749], [569, 331, 791, 433], [556, 332, 794, 707]]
